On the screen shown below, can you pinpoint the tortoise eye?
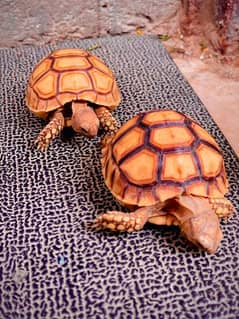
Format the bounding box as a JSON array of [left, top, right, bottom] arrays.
[[81, 127, 88, 134]]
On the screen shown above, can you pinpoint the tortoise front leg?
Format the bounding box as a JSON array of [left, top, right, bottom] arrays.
[[35, 110, 65, 151], [208, 197, 234, 219], [95, 209, 148, 232], [95, 106, 119, 136], [94, 204, 171, 233]]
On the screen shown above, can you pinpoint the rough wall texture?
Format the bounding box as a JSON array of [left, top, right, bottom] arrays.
[[0, 0, 181, 47]]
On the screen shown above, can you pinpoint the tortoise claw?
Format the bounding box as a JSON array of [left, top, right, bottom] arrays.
[[34, 137, 49, 151]]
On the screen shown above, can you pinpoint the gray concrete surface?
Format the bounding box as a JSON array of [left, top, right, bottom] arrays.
[[0, 0, 180, 47]]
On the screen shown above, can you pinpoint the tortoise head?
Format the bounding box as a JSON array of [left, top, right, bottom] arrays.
[[170, 196, 223, 254], [71, 101, 99, 137], [181, 211, 223, 254]]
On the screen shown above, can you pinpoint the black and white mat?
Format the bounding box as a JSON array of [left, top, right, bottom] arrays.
[[0, 35, 238, 319]]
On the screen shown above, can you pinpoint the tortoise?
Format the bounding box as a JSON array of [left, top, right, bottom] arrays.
[[95, 109, 234, 253], [25, 48, 121, 150]]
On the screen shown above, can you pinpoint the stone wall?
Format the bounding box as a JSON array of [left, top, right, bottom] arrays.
[[0, 0, 181, 47]]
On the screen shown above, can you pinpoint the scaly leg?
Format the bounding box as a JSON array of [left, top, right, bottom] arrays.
[[35, 110, 65, 151], [94, 203, 177, 232], [95, 106, 119, 136], [209, 197, 234, 219]]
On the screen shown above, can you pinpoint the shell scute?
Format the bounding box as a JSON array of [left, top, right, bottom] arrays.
[[88, 55, 113, 77], [112, 127, 145, 163], [89, 69, 113, 94], [196, 143, 223, 177], [142, 109, 184, 125], [51, 48, 89, 57], [162, 152, 198, 182], [34, 70, 57, 99], [120, 148, 158, 186], [53, 56, 91, 71], [150, 126, 194, 150], [30, 58, 52, 86], [59, 71, 92, 93]]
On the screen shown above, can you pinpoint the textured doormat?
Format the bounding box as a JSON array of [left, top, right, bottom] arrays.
[[0, 35, 238, 319]]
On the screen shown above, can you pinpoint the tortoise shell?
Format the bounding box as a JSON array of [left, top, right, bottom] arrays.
[[25, 48, 121, 118], [102, 110, 228, 207]]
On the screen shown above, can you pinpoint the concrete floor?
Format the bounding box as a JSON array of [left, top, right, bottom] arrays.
[[171, 56, 239, 156]]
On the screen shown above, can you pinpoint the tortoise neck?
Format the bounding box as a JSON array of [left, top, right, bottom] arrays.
[[72, 100, 88, 112], [71, 101, 99, 137]]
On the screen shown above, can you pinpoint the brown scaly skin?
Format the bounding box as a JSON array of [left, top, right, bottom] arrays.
[[95, 106, 120, 136], [35, 101, 100, 150], [71, 102, 99, 137], [94, 195, 234, 254], [35, 103, 119, 151], [208, 197, 233, 219], [35, 110, 65, 151]]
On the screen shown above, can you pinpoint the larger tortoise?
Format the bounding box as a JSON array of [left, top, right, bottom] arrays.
[[25, 48, 121, 150], [95, 109, 234, 253]]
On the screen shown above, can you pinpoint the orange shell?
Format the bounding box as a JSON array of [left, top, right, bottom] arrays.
[[25, 48, 121, 118], [102, 110, 228, 207]]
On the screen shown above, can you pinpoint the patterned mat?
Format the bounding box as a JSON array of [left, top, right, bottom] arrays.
[[0, 35, 238, 319]]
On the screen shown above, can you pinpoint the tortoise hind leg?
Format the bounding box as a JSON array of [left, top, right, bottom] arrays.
[[35, 110, 65, 151], [169, 195, 222, 254]]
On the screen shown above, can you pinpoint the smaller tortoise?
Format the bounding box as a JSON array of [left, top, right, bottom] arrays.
[[95, 109, 234, 253], [25, 48, 121, 150]]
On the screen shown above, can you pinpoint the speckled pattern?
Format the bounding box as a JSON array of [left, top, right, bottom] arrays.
[[0, 35, 238, 319]]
